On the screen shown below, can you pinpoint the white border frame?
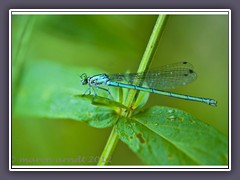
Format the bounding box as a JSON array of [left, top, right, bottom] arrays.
[[9, 9, 231, 171]]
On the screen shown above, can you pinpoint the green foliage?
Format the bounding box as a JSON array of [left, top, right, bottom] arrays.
[[14, 60, 228, 165], [12, 14, 228, 166], [14, 60, 120, 128], [116, 106, 228, 165]]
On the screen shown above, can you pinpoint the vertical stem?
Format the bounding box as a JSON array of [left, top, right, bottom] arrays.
[[97, 126, 119, 166], [124, 15, 168, 116], [97, 15, 168, 165], [12, 16, 36, 106]]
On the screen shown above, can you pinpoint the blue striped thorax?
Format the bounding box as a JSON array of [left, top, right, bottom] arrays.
[[88, 74, 110, 86]]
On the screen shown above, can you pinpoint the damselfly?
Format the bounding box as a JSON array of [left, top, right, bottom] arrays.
[[80, 62, 217, 106]]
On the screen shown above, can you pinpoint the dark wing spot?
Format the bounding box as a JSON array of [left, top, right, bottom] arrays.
[[189, 69, 194, 73], [183, 62, 188, 64], [184, 74, 188, 76]]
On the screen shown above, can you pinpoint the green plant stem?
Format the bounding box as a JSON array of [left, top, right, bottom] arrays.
[[12, 16, 36, 107], [97, 126, 119, 166], [124, 14, 168, 117], [97, 15, 168, 166]]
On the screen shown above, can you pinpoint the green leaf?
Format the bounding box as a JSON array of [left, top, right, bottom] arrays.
[[116, 106, 228, 165], [75, 94, 129, 110], [14, 60, 123, 128]]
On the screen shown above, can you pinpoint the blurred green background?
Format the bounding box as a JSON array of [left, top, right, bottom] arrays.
[[12, 14, 229, 165]]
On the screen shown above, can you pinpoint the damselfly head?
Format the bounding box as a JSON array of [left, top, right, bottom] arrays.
[[80, 73, 88, 85]]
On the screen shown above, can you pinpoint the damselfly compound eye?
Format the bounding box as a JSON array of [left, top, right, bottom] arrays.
[[80, 73, 88, 85]]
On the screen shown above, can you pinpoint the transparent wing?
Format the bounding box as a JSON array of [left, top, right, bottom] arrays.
[[107, 62, 197, 90]]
